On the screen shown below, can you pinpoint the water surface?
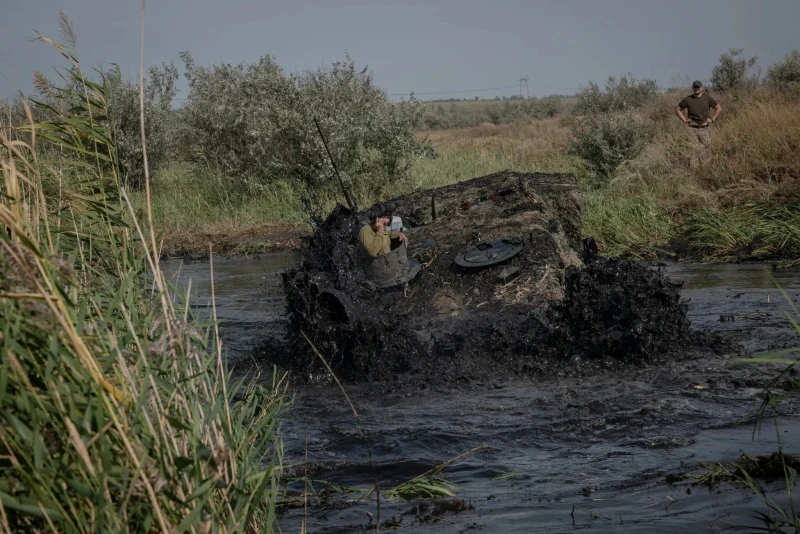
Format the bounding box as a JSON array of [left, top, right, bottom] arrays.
[[161, 256, 800, 533]]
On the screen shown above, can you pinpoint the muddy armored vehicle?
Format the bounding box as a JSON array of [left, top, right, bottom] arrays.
[[282, 170, 708, 385]]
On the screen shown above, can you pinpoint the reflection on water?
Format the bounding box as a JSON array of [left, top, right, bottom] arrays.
[[662, 262, 798, 290], [161, 253, 296, 363], [160, 255, 800, 533]]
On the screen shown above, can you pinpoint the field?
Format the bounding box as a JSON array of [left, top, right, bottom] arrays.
[[142, 87, 800, 263], [421, 99, 505, 110]]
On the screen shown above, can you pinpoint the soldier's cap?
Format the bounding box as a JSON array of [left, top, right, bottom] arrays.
[[692, 80, 703, 88]]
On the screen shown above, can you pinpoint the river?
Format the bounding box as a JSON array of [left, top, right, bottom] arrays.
[[162, 255, 800, 533]]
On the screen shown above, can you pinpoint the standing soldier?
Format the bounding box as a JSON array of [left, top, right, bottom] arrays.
[[675, 80, 722, 169]]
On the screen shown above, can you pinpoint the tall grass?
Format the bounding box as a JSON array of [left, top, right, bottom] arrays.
[[684, 203, 800, 261], [581, 188, 676, 258], [132, 163, 309, 253], [0, 21, 285, 533]]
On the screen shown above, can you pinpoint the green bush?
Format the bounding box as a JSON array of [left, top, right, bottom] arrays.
[[177, 51, 426, 200], [27, 52, 176, 190], [573, 74, 660, 115], [710, 48, 760, 92], [106, 62, 178, 188], [568, 110, 655, 178], [767, 50, 800, 90], [295, 57, 427, 198]]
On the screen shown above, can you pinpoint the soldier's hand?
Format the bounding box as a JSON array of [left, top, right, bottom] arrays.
[[375, 220, 386, 232], [398, 233, 408, 246]]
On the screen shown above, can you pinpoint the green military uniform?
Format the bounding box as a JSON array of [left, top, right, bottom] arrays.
[[359, 224, 401, 258]]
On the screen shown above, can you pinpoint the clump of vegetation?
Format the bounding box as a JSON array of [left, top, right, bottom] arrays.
[[683, 203, 800, 261], [565, 75, 660, 181], [568, 110, 655, 178], [418, 96, 568, 130], [572, 74, 660, 115], [21, 14, 178, 190], [106, 62, 179, 188], [688, 451, 800, 490], [385, 475, 456, 500], [767, 49, 800, 90], [0, 22, 286, 532], [177, 51, 427, 201], [710, 48, 760, 92]]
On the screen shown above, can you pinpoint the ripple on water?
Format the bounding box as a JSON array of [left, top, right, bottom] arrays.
[[162, 256, 800, 532]]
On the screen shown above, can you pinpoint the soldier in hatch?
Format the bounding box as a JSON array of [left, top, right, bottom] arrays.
[[358, 203, 408, 258]]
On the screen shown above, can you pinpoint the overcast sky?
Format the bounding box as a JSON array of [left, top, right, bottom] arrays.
[[2, 0, 799, 102]]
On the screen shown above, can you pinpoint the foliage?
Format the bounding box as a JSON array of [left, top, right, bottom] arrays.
[[106, 62, 178, 188], [177, 51, 298, 187], [683, 203, 800, 261], [177, 51, 427, 201], [0, 25, 285, 532], [568, 110, 655, 178], [295, 56, 428, 201], [418, 96, 568, 130], [581, 188, 675, 259], [384, 476, 456, 500], [710, 48, 760, 92], [767, 50, 800, 90], [573, 74, 660, 115], [23, 14, 177, 190]]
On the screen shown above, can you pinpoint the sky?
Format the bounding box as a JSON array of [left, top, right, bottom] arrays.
[[1, 0, 799, 103]]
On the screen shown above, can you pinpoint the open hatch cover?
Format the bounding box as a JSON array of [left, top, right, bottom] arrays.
[[454, 238, 522, 269]]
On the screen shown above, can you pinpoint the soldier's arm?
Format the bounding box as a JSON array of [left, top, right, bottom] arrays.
[[711, 102, 722, 122], [675, 99, 690, 123]]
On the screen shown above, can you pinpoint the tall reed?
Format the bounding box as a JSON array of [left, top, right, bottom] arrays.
[[0, 19, 285, 533]]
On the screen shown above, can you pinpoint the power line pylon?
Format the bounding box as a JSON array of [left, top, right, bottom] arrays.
[[518, 75, 530, 99]]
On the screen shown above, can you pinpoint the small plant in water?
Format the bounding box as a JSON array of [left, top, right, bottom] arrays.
[[385, 475, 457, 500], [730, 284, 800, 531]]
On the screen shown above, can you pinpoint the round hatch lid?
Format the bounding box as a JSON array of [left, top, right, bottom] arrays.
[[454, 238, 522, 269]]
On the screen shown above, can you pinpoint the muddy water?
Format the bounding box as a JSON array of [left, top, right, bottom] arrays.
[[162, 257, 800, 533]]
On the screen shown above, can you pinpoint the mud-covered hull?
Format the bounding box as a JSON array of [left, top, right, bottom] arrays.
[[282, 170, 723, 385]]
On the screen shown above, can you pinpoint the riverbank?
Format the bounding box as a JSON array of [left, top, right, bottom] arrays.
[[140, 89, 800, 262]]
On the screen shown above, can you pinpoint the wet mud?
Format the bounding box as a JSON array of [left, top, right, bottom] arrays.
[[281, 170, 731, 386], [161, 255, 800, 533]]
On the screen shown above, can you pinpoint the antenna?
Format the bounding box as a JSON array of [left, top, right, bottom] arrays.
[[313, 117, 356, 213]]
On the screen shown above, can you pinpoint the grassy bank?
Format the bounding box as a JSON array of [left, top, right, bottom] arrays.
[[134, 164, 309, 256], [1, 33, 286, 531], [144, 89, 800, 262]]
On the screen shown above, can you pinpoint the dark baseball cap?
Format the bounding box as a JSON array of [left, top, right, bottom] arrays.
[[692, 80, 703, 88]]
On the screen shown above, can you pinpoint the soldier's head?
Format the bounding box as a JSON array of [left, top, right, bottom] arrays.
[[692, 80, 704, 96], [368, 203, 392, 229]]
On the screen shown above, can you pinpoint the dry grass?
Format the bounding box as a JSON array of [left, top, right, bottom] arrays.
[[410, 118, 582, 191], [421, 100, 506, 111], [418, 89, 800, 260], [142, 88, 800, 261], [593, 88, 800, 259]]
